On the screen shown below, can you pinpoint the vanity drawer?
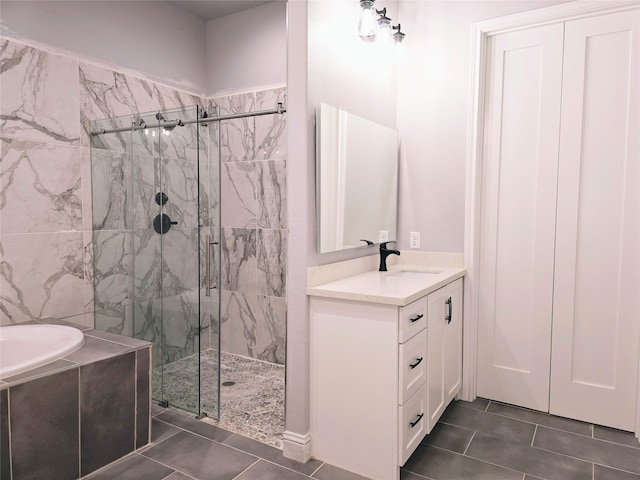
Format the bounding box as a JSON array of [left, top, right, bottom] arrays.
[[399, 388, 427, 466], [399, 297, 427, 343], [399, 329, 427, 404]]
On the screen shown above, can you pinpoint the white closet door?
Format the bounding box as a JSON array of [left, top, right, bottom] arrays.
[[476, 24, 564, 412], [550, 9, 640, 431]]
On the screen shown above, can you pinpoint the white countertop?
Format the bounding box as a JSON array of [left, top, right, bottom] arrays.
[[306, 265, 466, 306]]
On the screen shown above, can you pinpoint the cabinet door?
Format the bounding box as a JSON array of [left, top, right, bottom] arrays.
[[476, 23, 564, 412], [444, 279, 463, 404], [427, 279, 463, 432], [550, 9, 640, 431]]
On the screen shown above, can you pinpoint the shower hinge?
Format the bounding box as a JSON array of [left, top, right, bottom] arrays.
[[158, 400, 169, 408]]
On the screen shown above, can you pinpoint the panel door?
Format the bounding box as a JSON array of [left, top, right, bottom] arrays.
[[476, 23, 564, 412], [550, 9, 640, 431]]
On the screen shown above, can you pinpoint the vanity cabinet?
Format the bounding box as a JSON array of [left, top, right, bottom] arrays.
[[310, 277, 463, 480]]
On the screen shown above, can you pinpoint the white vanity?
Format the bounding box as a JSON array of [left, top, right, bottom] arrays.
[[308, 263, 465, 480]]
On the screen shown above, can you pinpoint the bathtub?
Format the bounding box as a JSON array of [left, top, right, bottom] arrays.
[[0, 324, 85, 379]]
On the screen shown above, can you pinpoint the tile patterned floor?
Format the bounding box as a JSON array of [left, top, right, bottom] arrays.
[[154, 350, 285, 448], [84, 398, 640, 480]]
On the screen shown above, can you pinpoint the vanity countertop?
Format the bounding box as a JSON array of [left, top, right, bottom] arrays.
[[306, 265, 466, 306]]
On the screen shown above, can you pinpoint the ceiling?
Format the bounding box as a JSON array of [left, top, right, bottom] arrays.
[[168, 0, 275, 21]]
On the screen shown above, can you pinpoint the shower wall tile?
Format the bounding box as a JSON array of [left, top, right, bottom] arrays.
[[79, 62, 203, 149], [0, 232, 86, 324], [0, 39, 81, 145], [220, 290, 259, 359], [220, 291, 285, 365], [158, 113, 207, 164], [94, 304, 134, 337], [93, 230, 133, 310], [221, 228, 257, 294], [255, 87, 287, 162], [161, 291, 200, 364], [132, 229, 161, 302], [132, 154, 158, 230], [212, 92, 256, 116], [220, 118, 256, 163], [257, 160, 287, 229], [133, 299, 160, 349], [83, 231, 94, 310], [221, 161, 257, 228], [256, 295, 286, 364], [0, 137, 84, 234], [257, 229, 287, 298], [161, 154, 201, 229], [205, 124, 220, 229], [161, 226, 200, 294], [91, 148, 130, 230]]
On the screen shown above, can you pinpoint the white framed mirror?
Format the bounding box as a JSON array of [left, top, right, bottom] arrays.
[[316, 102, 399, 254]]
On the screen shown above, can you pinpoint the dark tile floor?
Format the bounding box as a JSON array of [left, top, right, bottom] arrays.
[[85, 398, 640, 480]]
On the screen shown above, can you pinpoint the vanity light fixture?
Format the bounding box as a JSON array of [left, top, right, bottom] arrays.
[[358, 0, 406, 45], [377, 8, 392, 44], [358, 0, 377, 42], [393, 23, 405, 44]]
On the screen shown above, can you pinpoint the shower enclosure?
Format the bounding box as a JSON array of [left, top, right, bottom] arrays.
[[89, 105, 220, 418]]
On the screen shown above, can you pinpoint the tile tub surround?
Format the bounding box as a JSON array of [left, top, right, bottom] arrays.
[[0, 325, 151, 480]]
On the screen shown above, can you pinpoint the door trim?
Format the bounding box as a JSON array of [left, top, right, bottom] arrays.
[[462, 0, 640, 440]]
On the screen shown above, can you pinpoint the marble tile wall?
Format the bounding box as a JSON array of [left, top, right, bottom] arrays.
[[212, 88, 288, 365], [1, 39, 91, 326], [0, 36, 287, 368]]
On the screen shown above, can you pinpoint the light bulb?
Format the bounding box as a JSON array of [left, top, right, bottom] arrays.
[[358, 0, 377, 42], [377, 16, 392, 44]]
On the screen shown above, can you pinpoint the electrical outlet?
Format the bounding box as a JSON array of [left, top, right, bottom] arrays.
[[379, 230, 389, 243], [409, 231, 420, 249]]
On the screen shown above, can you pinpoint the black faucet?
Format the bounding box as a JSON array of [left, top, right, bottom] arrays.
[[379, 241, 400, 271]]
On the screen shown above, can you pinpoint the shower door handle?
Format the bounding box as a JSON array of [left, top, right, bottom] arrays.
[[205, 234, 218, 297]]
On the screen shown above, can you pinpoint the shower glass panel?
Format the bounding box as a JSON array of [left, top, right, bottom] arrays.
[[89, 105, 220, 419]]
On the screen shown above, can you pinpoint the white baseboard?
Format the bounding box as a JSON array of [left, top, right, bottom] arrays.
[[282, 430, 312, 463]]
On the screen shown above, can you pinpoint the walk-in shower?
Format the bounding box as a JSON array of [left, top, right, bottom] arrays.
[[89, 101, 286, 446]]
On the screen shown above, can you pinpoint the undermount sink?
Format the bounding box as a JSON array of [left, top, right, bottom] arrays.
[[386, 270, 442, 279]]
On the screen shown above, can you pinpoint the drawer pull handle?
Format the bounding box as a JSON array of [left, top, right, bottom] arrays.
[[409, 314, 424, 323], [409, 357, 423, 369], [445, 297, 452, 324], [410, 413, 424, 428]]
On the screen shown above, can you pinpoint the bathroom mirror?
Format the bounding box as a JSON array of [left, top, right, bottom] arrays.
[[316, 102, 399, 254]]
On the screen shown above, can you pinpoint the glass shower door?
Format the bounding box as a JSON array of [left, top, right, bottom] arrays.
[[90, 105, 219, 419]]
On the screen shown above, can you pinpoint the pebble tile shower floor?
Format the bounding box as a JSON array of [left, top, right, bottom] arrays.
[[85, 397, 639, 480], [154, 350, 285, 448]]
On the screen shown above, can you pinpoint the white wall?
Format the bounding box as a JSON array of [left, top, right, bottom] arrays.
[[206, 1, 287, 95], [0, 0, 208, 94], [396, 0, 570, 252], [308, 0, 399, 128], [285, 0, 401, 459]]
